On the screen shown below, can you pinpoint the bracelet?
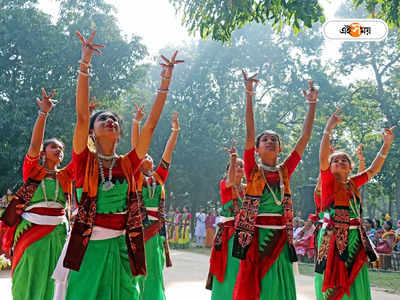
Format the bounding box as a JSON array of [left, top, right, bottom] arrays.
[[246, 90, 256, 95], [78, 60, 92, 68], [78, 69, 92, 77], [378, 152, 387, 158], [323, 129, 332, 136], [132, 119, 141, 124], [161, 76, 171, 81], [308, 100, 317, 104], [157, 89, 169, 94], [172, 128, 180, 132], [38, 110, 48, 117]]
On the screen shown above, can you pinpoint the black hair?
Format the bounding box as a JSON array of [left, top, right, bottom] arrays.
[[90, 110, 124, 136], [374, 218, 381, 228], [385, 220, 393, 230], [255, 130, 282, 148], [365, 218, 374, 229], [42, 138, 65, 151]]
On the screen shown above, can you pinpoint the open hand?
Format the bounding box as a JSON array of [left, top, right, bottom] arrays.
[[75, 30, 105, 63], [224, 140, 237, 157], [171, 112, 180, 130], [133, 104, 146, 122], [89, 96, 101, 115], [242, 70, 259, 92], [160, 51, 184, 79], [302, 80, 318, 103], [326, 108, 344, 130], [36, 88, 57, 113], [382, 126, 396, 145]]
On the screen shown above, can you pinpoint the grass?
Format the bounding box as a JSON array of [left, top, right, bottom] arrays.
[[182, 248, 400, 295]]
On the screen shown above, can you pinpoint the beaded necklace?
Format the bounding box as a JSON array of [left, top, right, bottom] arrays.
[[98, 155, 117, 191]]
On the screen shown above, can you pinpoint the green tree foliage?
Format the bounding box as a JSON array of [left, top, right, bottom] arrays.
[[353, 0, 400, 28], [0, 0, 147, 192], [169, 0, 325, 42]]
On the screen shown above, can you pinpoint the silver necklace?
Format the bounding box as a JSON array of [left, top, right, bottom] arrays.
[[144, 175, 157, 200], [45, 168, 57, 175], [98, 155, 117, 191], [260, 165, 283, 206], [41, 178, 59, 205], [98, 152, 118, 161]]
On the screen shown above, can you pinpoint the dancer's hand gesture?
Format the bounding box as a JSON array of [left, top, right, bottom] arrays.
[[382, 126, 396, 145], [160, 51, 184, 79], [224, 140, 238, 158], [355, 144, 364, 161], [36, 88, 57, 114], [89, 97, 101, 115], [171, 112, 180, 130], [302, 80, 318, 103], [133, 104, 146, 122], [242, 70, 259, 92], [75, 30, 105, 63], [326, 108, 344, 131], [329, 141, 336, 155]]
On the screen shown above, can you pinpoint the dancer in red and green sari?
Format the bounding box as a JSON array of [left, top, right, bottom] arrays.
[[207, 140, 245, 299], [232, 72, 318, 300], [0, 89, 74, 300], [131, 111, 180, 300], [315, 109, 395, 300], [51, 30, 183, 300]]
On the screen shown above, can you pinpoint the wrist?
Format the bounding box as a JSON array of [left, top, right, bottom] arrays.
[[38, 110, 48, 117], [133, 119, 141, 124], [171, 127, 180, 132]]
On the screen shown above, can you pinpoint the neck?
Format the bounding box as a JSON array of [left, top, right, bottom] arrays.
[[333, 172, 349, 183], [96, 139, 116, 156], [261, 156, 278, 167], [43, 160, 58, 171]]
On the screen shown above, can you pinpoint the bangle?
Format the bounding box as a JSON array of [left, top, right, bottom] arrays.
[[323, 129, 331, 136], [38, 110, 48, 117], [308, 100, 317, 104], [172, 128, 180, 132], [157, 89, 169, 94], [133, 119, 141, 124], [246, 90, 256, 95], [78, 69, 91, 77], [161, 76, 171, 81], [78, 60, 92, 68], [378, 152, 387, 158]]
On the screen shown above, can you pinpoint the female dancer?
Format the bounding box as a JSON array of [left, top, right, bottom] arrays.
[[53, 30, 183, 300], [131, 110, 180, 300], [315, 109, 395, 300], [207, 140, 245, 299], [232, 71, 317, 300], [1, 89, 74, 300]]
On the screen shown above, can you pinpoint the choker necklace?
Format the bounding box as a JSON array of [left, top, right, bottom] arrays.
[[45, 168, 57, 175], [144, 175, 157, 200], [98, 155, 117, 191], [98, 152, 118, 161], [260, 163, 279, 172]]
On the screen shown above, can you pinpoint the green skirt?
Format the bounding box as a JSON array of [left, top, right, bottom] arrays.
[[314, 229, 371, 300], [138, 233, 166, 300], [211, 235, 240, 300], [66, 235, 141, 300], [12, 223, 67, 300]]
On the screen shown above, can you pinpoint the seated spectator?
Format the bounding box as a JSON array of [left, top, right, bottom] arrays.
[[364, 218, 378, 245], [293, 218, 304, 240]]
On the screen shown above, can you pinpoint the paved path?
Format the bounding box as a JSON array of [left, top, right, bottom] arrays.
[[1, 250, 399, 299]]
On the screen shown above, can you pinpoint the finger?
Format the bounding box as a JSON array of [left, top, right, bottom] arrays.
[[92, 43, 105, 48], [140, 104, 146, 111], [309, 80, 314, 90], [92, 48, 102, 55], [36, 98, 41, 106], [389, 125, 397, 132], [253, 79, 260, 84], [302, 89, 307, 97], [241, 70, 247, 80], [50, 99, 58, 105], [249, 73, 258, 80], [134, 103, 139, 111], [41, 88, 47, 99], [75, 31, 86, 44], [333, 108, 341, 116], [49, 89, 56, 99], [160, 55, 170, 64], [171, 50, 178, 62], [174, 59, 184, 64], [87, 30, 96, 44]]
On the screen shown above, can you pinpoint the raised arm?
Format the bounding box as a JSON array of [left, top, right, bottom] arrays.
[[135, 51, 184, 159], [293, 81, 318, 156], [365, 127, 396, 179], [72, 30, 104, 154], [320, 109, 344, 170], [161, 112, 180, 164], [242, 70, 259, 150], [27, 88, 57, 158], [355, 144, 366, 173], [224, 140, 237, 188], [131, 104, 146, 150]]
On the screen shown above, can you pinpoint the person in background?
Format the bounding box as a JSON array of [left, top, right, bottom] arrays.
[[205, 209, 217, 248], [195, 207, 206, 247]]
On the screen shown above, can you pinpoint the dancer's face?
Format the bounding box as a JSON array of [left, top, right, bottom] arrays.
[[93, 112, 120, 142], [330, 154, 352, 178], [42, 141, 64, 165], [256, 134, 282, 161]]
